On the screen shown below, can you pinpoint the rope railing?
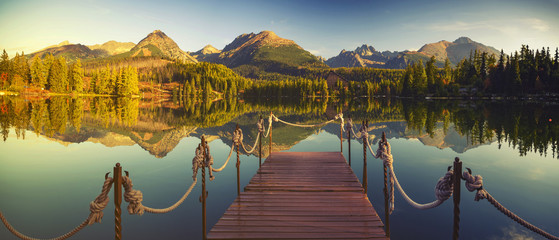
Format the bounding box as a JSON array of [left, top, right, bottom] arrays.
[[270, 112, 343, 128], [356, 126, 557, 240], [0, 177, 114, 240], [463, 170, 559, 240], [368, 135, 454, 212], [5, 112, 556, 240], [121, 176, 197, 215]]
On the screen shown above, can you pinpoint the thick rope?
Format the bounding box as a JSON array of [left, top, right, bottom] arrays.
[[345, 118, 353, 134], [463, 171, 559, 240], [122, 176, 197, 215], [0, 177, 113, 240], [260, 115, 274, 138], [257, 118, 266, 136], [211, 145, 234, 172], [241, 132, 260, 154], [374, 140, 454, 212], [270, 113, 342, 128]]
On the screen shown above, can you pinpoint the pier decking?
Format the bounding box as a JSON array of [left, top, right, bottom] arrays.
[[207, 152, 387, 240]]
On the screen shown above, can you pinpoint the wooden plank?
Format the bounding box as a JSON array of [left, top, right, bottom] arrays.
[[207, 152, 387, 240]]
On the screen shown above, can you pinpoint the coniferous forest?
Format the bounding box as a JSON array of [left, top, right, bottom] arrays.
[[1, 45, 558, 98]]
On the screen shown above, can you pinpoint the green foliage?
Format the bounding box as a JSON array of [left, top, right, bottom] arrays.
[[253, 45, 322, 67], [48, 56, 69, 92], [70, 59, 84, 93], [92, 65, 139, 95], [244, 78, 328, 98]]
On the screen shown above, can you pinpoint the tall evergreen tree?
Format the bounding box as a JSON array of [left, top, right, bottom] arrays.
[[425, 56, 437, 92], [413, 60, 427, 95], [443, 58, 452, 84], [70, 59, 84, 93]]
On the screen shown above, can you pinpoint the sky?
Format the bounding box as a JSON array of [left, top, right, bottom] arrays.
[[0, 0, 558, 59]]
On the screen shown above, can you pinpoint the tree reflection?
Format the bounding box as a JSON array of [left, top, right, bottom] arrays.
[[0, 96, 557, 158]]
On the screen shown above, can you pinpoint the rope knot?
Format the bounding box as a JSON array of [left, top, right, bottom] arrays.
[[192, 145, 205, 180], [335, 113, 344, 130], [346, 118, 353, 131], [87, 177, 113, 225], [377, 141, 392, 166], [205, 144, 215, 181], [233, 128, 243, 147], [257, 118, 265, 133], [434, 170, 454, 202], [122, 176, 145, 216], [359, 125, 369, 144], [463, 170, 487, 201]]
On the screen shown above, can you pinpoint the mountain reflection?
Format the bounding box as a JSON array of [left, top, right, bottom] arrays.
[[1, 96, 557, 159]]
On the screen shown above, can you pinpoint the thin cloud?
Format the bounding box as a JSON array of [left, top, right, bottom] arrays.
[[524, 18, 549, 32], [426, 18, 550, 35], [308, 49, 320, 55]]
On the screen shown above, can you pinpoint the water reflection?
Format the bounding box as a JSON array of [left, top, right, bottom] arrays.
[[1, 96, 558, 240], [2, 96, 557, 159]]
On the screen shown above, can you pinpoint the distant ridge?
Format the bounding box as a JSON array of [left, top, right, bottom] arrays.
[[190, 45, 221, 62], [129, 30, 197, 63], [88, 40, 135, 55], [27, 44, 102, 61], [326, 37, 500, 68]]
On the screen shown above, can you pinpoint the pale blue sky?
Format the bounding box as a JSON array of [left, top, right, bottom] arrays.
[[1, 0, 558, 58]]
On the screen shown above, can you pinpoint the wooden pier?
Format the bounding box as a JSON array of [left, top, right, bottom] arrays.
[[207, 152, 388, 240]]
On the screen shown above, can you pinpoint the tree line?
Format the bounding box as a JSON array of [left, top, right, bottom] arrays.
[[1, 50, 85, 93], [0, 50, 139, 96], [455, 45, 559, 95]]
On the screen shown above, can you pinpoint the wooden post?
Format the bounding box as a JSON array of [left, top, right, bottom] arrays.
[[383, 132, 390, 237], [362, 121, 368, 194], [201, 137, 207, 240], [269, 112, 273, 156], [113, 163, 122, 240], [340, 113, 343, 153], [259, 115, 262, 168], [347, 117, 351, 166], [236, 124, 241, 197], [453, 157, 462, 240]]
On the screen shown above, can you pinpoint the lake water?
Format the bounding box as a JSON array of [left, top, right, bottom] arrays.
[[0, 96, 558, 240]]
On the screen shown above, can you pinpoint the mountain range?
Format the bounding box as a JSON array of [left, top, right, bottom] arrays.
[[26, 30, 500, 69], [325, 37, 500, 68]]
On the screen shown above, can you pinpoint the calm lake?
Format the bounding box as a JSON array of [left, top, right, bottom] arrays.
[[0, 96, 558, 240]]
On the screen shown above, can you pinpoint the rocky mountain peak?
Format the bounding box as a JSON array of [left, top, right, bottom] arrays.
[[355, 44, 377, 56], [454, 37, 474, 44], [131, 30, 197, 63], [200, 45, 221, 55]]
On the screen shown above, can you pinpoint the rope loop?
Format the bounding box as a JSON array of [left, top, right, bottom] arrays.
[[0, 176, 115, 240], [122, 176, 145, 216], [335, 113, 344, 130], [377, 140, 392, 166], [257, 118, 265, 134], [205, 144, 215, 180], [192, 144, 205, 180], [233, 128, 243, 147], [359, 124, 369, 145], [434, 170, 454, 202], [462, 171, 488, 201], [346, 118, 353, 132], [87, 177, 114, 225]]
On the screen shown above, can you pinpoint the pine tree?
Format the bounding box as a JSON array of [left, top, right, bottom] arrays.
[[413, 60, 427, 95], [443, 58, 452, 84], [425, 56, 437, 92], [30, 56, 44, 88], [402, 64, 414, 96], [43, 54, 55, 89], [70, 59, 84, 93]]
